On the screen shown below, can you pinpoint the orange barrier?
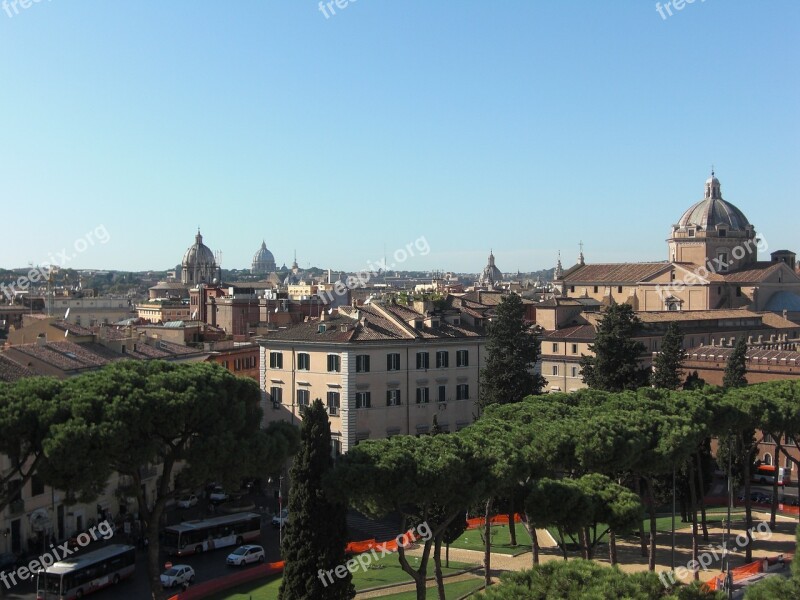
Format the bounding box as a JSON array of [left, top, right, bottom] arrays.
[[702, 553, 794, 593], [466, 514, 523, 530]]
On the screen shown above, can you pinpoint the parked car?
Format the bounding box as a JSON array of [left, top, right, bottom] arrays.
[[271, 509, 289, 528], [209, 486, 229, 504], [160, 564, 195, 588], [176, 494, 199, 509], [0, 552, 19, 577], [226, 544, 266, 566]]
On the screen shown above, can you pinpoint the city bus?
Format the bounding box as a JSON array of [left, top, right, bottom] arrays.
[[751, 464, 790, 486], [161, 512, 262, 557], [35, 544, 135, 600]]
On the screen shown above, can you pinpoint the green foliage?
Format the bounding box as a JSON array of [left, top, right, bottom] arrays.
[[479, 293, 545, 407], [683, 371, 706, 391], [580, 303, 647, 392], [651, 322, 686, 390], [476, 560, 723, 599], [0, 377, 66, 510], [279, 400, 354, 600], [723, 335, 748, 388]]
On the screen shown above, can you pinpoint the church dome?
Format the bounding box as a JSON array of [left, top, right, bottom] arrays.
[[479, 251, 502, 287], [252, 241, 276, 275], [676, 172, 752, 233], [182, 230, 216, 268]]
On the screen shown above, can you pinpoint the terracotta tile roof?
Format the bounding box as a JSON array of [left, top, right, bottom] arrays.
[[542, 324, 596, 340], [636, 309, 759, 323], [9, 341, 116, 372], [0, 354, 35, 382], [52, 320, 95, 336], [560, 263, 672, 284], [720, 262, 785, 283]]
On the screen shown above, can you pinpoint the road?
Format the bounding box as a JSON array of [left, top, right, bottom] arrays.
[[3, 488, 284, 600]]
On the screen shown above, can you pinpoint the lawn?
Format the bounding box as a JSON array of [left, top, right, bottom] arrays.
[[449, 523, 532, 555], [208, 552, 476, 599], [376, 576, 485, 600]]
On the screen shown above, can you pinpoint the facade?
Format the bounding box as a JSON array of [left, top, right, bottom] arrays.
[[258, 300, 486, 453], [136, 298, 192, 323]]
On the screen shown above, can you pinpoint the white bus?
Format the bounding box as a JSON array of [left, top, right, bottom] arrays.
[[162, 512, 262, 557], [35, 544, 135, 600]]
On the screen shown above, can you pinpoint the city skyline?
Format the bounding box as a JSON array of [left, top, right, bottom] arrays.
[[1, 2, 797, 273]]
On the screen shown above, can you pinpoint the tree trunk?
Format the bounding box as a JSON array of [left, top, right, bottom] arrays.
[[507, 498, 517, 546], [609, 530, 617, 566], [580, 527, 590, 560], [688, 458, 699, 581], [445, 542, 450, 569], [557, 527, 568, 561], [770, 439, 782, 529], [521, 514, 538, 566], [397, 534, 432, 600], [433, 535, 446, 600], [483, 497, 493, 589], [636, 476, 648, 557], [645, 476, 657, 571], [742, 447, 754, 563], [695, 451, 709, 542]]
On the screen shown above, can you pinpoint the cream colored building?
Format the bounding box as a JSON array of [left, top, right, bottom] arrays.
[[258, 300, 486, 452], [553, 173, 800, 312]]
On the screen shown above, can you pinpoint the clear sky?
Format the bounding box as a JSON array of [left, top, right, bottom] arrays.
[[1, 1, 798, 274]]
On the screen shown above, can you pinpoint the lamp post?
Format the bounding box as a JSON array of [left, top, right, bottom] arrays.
[[725, 435, 733, 599], [278, 474, 284, 548]]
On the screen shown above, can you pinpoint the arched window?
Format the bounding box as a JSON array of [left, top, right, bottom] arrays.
[[763, 453, 773, 466]]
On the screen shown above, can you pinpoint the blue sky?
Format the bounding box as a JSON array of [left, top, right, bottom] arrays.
[[1, 1, 798, 274]]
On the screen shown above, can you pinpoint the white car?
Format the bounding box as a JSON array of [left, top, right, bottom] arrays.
[[226, 544, 266, 566], [160, 564, 195, 588], [176, 494, 198, 509], [271, 509, 289, 528], [209, 486, 229, 504]]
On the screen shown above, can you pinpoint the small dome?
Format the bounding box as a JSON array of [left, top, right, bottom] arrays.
[[252, 241, 276, 275], [676, 173, 751, 233], [182, 231, 216, 268]]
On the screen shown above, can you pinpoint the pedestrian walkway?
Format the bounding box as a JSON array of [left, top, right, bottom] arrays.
[[355, 514, 798, 598]]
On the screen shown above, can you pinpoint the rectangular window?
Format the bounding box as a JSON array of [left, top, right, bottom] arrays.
[[552, 343, 558, 352], [387, 353, 400, 371], [571, 366, 577, 378], [688, 228, 696, 238], [569, 286, 575, 293], [736, 286, 742, 297], [571, 343, 578, 354], [456, 384, 469, 400], [617, 286, 623, 293], [593, 286, 599, 293], [386, 389, 401, 406], [270, 386, 283, 406], [763, 433, 775, 444], [416, 352, 429, 370], [356, 354, 371, 373], [436, 350, 449, 368], [437, 385, 446, 403], [719, 229, 727, 238], [31, 474, 45, 497], [552, 365, 558, 376], [456, 350, 469, 367], [355, 392, 371, 409], [327, 354, 341, 373], [331, 439, 342, 456], [296, 389, 310, 408], [269, 351, 283, 369], [785, 435, 797, 447], [297, 353, 310, 371], [327, 391, 340, 416], [416, 387, 430, 404], [717, 253, 729, 272]]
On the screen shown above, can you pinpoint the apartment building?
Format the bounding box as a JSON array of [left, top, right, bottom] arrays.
[[257, 299, 486, 453]]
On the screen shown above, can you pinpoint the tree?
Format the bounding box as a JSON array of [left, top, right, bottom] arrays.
[[45, 361, 299, 600], [0, 377, 65, 512], [683, 371, 706, 391], [331, 434, 490, 600], [651, 322, 686, 390], [479, 293, 545, 408], [723, 335, 748, 389], [279, 400, 354, 600], [580, 303, 647, 392]]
